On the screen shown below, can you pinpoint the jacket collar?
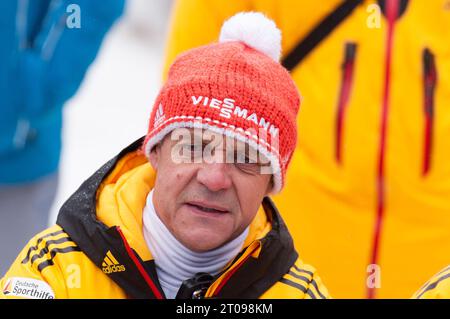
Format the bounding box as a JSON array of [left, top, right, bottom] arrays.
[[57, 137, 298, 299]]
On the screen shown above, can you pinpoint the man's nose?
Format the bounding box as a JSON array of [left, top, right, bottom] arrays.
[[196, 162, 232, 192]]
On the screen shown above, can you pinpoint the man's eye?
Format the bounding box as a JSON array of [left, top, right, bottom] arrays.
[[234, 154, 261, 173], [235, 162, 261, 174]]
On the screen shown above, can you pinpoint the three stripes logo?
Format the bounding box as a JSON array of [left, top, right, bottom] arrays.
[[102, 250, 126, 274], [154, 103, 165, 127]]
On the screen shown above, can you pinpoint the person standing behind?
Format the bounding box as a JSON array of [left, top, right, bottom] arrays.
[[0, 12, 329, 299], [162, 0, 450, 298], [0, 0, 124, 276]]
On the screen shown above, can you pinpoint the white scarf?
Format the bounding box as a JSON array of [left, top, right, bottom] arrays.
[[142, 190, 249, 299]]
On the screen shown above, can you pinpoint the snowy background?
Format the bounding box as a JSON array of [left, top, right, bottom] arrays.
[[49, 0, 172, 223]]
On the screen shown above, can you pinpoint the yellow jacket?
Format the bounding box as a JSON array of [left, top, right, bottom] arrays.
[[413, 266, 450, 299], [0, 138, 329, 299], [164, 0, 450, 298]]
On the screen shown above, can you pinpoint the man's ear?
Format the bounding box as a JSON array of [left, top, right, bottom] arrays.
[[148, 145, 160, 170]]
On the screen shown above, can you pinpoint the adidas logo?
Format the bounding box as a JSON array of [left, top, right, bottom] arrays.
[[102, 250, 126, 274], [154, 103, 165, 127]]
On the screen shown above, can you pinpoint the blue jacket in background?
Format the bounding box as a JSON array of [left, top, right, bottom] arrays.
[[0, 0, 125, 183]]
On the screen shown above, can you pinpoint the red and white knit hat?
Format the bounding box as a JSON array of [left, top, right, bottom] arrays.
[[142, 12, 301, 193]]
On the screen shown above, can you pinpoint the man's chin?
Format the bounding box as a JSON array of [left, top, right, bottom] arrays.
[[175, 229, 230, 252]]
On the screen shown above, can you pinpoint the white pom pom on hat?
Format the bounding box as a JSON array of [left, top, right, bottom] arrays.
[[219, 12, 282, 62]]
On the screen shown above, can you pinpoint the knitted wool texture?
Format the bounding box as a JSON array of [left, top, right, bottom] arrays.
[[142, 35, 300, 193]]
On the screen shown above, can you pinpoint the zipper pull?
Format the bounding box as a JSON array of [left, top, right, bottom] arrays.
[[175, 272, 214, 299]]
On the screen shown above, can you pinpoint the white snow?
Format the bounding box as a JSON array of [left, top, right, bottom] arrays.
[[49, 1, 170, 223]]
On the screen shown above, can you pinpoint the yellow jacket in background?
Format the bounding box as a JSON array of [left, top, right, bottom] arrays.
[[164, 0, 450, 298]]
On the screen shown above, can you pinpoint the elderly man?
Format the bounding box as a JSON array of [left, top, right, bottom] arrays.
[[163, 0, 450, 299], [0, 12, 329, 299]]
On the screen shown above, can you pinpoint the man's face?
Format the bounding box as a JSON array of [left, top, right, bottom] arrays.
[[149, 128, 272, 252]]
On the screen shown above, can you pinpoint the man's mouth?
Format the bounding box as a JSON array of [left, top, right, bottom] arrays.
[[185, 201, 229, 214]]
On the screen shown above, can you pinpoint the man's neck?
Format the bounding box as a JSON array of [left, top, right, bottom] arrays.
[[142, 190, 249, 299]]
